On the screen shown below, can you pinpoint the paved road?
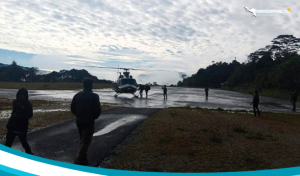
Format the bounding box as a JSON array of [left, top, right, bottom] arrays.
[[0, 87, 298, 112], [0, 107, 160, 167]]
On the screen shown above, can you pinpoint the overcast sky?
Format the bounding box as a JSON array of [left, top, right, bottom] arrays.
[[0, 0, 299, 84]]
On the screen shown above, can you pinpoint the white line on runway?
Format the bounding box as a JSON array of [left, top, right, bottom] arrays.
[[93, 115, 147, 136]]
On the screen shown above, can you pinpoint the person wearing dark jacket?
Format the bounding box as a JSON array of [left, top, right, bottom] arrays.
[[71, 78, 101, 165], [145, 84, 151, 98], [205, 87, 209, 99], [5, 87, 33, 154], [139, 84, 145, 98], [291, 91, 298, 112], [250, 90, 260, 116], [162, 85, 167, 100]]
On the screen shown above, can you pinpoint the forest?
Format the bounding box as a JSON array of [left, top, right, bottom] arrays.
[[179, 35, 300, 93], [0, 61, 113, 84]]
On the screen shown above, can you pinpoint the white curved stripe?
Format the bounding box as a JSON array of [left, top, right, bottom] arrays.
[[93, 115, 146, 136], [0, 150, 105, 176]]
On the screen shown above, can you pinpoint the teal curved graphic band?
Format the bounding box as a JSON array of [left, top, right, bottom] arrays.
[[1, 144, 300, 176], [0, 164, 37, 176]]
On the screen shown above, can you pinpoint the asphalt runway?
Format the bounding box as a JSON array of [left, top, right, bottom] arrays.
[[0, 107, 160, 167], [0, 87, 298, 112]]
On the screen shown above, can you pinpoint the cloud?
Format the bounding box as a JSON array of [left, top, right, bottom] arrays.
[[0, 0, 298, 84]]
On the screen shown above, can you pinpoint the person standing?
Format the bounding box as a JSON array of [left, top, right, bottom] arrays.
[[162, 85, 167, 100], [71, 78, 101, 165], [5, 87, 34, 155], [250, 90, 260, 116], [145, 84, 151, 98], [205, 87, 209, 99], [139, 84, 145, 98], [291, 91, 298, 112]]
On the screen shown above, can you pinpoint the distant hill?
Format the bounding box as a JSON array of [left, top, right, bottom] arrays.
[[0, 61, 113, 84], [0, 63, 6, 67], [37, 69, 113, 83], [0, 63, 50, 75]]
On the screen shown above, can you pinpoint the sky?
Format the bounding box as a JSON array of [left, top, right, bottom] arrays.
[[0, 0, 299, 84]]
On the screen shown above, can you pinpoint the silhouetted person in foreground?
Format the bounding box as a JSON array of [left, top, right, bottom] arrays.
[[250, 90, 260, 117], [139, 84, 145, 98], [145, 84, 151, 98], [5, 87, 34, 154], [205, 87, 209, 99], [162, 85, 167, 100], [71, 78, 101, 165], [291, 91, 298, 112]]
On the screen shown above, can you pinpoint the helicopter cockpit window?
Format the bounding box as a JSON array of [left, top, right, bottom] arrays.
[[120, 79, 137, 86]]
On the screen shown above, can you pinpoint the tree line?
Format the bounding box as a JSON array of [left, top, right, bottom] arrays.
[[0, 61, 113, 84], [179, 35, 300, 92]]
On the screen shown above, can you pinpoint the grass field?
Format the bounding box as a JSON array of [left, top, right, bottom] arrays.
[[0, 82, 114, 90], [101, 107, 300, 172]]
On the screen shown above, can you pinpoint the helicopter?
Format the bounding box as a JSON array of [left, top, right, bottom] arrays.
[[114, 67, 139, 97], [81, 66, 154, 98], [80, 65, 170, 97]]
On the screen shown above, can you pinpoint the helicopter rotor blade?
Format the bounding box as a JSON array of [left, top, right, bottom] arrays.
[[77, 65, 170, 72], [82, 66, 121, 70]]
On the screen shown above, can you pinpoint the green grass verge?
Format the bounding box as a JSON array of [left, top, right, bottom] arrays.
[[101, 107, 300, 172]]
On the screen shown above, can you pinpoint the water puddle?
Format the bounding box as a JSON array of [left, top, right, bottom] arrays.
[[0, 110, 12, 119], [0, 109, 69, 119], [34, 109, 69, 113], [93, 115, 147, 136]]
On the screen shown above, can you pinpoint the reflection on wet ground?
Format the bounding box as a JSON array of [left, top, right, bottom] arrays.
[[0, 110, 11, 119], [0, 87, 298, 113], [93, 114, 147, 136], [0, 109, 70, 119]]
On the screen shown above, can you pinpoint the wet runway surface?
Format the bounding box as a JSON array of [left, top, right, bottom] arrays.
[[0, 107, 159, 166], [0, 87, 298, 113], [0, 87, 298, 166]]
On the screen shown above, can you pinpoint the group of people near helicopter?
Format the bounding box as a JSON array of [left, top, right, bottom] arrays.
[[137, 84, 151, 98], [138, 84, 168, 100], [3, 78, 298, 166]]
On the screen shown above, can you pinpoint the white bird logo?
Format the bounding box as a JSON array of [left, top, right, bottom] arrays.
[[244, 7, 257, 17]]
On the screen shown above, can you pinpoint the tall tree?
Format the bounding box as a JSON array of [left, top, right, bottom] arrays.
[[181, 74, 187, 81], [270, 35, 300, 61], [7, 61, 26, 82]]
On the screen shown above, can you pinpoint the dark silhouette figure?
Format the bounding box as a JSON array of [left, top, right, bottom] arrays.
[[205, 87, 209, 99], [5, 87, 33, 154], [71, 78, 101, 165], [250, 90, 260, 116], [139, 84, 145, 98], [291, 91, 298, 112], [162, 85, 167, 100], [145, 84, 151, 98]]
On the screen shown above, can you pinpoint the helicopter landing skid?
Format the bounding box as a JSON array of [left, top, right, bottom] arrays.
[[132, 94, 139, 98]]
